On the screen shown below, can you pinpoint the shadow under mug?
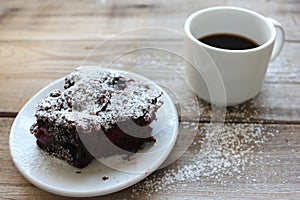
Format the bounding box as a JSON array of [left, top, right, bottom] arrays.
[[184, 6, 285, 106]]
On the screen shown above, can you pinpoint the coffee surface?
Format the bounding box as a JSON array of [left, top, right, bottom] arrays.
[[198, 33, 259, 50]]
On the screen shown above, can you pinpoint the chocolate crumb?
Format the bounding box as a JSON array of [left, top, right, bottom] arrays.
[[75, 171, 82, 174], [102, 176, 109, 180]]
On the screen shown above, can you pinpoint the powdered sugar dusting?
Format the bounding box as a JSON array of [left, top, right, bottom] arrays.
[[33, 66, 163, 131], [131, 122, 275, 196], [10, 127, 71, 174]]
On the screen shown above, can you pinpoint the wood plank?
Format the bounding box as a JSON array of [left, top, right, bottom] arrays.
[[2, 118, 299, 199], [0, 41, 299, 123], [0, 0, 299, 41]]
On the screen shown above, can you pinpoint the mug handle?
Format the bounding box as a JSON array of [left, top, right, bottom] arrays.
[[267, 17, 285, 61]]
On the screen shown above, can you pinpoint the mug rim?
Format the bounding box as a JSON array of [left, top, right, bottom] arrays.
[[184, 6, 276, 53]]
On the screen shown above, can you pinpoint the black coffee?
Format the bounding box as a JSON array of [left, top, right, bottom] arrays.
[[198, 33, 259, 50]]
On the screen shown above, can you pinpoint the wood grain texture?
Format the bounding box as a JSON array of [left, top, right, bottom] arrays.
[[0, 41, 299, 123], [1, 118, 299, 199], [0, 0, 299, 199], [0, 0, 299, 41]]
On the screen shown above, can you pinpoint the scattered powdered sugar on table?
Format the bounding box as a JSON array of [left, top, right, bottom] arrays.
[[131, 122, 275, 196], [103, 52, 277, 197]]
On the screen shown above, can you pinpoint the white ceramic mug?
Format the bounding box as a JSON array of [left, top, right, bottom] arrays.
[[184, 6, 285, 106]]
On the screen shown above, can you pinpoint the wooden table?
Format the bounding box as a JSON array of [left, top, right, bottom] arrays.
[[1, 0, 299, 199]]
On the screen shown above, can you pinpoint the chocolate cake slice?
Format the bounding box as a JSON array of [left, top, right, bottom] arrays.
[[30, 67, 163, 168]]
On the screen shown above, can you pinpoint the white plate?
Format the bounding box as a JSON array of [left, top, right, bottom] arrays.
[[9, 69, 178, 197]]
